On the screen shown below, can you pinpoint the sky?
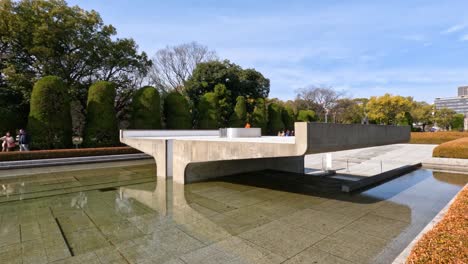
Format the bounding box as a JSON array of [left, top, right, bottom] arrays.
[[68, 0, 468, 103]]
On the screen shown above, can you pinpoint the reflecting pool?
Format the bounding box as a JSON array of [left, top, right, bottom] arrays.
[[0, 161, 466, 264]]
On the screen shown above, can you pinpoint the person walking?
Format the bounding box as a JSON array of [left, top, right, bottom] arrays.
[[19, 129, 30, 151], [0, 132, 16, 152]]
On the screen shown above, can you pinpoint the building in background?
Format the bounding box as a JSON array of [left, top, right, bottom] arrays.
[[435, 86, 468, 130]]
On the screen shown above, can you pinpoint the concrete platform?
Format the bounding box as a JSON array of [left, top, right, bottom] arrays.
[[121, 122, 410, 184]]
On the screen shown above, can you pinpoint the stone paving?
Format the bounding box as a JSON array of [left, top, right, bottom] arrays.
[[0, 161, 466, 264]]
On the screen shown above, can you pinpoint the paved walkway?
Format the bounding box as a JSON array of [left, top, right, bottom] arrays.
[[305, 144, 437, 181]]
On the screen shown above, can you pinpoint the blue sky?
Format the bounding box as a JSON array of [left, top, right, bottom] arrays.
[[68, 0, 468, 102]]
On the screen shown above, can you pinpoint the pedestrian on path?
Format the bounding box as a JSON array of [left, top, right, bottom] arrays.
[[0, 132, 16, 152], [19, 129, 30, 151]]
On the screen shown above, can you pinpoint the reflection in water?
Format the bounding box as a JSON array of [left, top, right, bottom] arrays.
[[0, 164, 466, 264]]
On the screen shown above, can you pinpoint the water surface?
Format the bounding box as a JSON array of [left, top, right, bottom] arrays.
[[0, 162, 466, 264]]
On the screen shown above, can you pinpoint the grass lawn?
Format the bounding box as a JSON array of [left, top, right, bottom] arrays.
[[410, 131, 468, 144]]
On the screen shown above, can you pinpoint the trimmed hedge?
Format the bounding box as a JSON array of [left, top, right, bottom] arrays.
[[0, 147, 140, 161], [27, 76, 72, 149], [282, 106, 295, 131], [251, 98, 268, 134], [433, 137, 468, 159], [407, 185, 468, 263], [164, 92, 192, 129], [83, 81, 119, 147], [197, 92, 219, 129], [229, 96, 247, 127], [130, 86, 161, 129], [267, 103, 285, 135], [411, 131, 468, 144]]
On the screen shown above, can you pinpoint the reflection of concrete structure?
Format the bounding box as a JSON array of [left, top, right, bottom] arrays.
[[121, 122, 410, 184]]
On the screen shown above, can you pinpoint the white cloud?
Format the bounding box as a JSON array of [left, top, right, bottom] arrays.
[[442, 24, 467, 34]]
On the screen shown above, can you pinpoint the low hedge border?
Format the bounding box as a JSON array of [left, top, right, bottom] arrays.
[[433, 137, 468, 159], [411, 131, 468, 145], [0, 147, 141, 162], [406, 185, 468, 263]]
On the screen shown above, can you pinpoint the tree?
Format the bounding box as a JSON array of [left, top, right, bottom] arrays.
[[251, 98, 268, 134], [267, 103, 285, 135], [296, 110, 316, 122], [130, 86, 161, 129], [27, 76, 72, 149], [0, 87, 28, 135], [197, 92, 219, 129], [0, 0, 151, 134], [411, 101, 433, 131], [295, 86, 343, 121], [214, 84, 232, 127], [451, 114, 465, 131], [83, 81, 119, 147], [366, 94, 413, 125], [164, 92, 192, 129], [435, 108, 456, 130], [331, 99, 362, 124], [185, 60, 269, 106], [149, 42, 217, 93], [229, 96, 247, 127], [282, 106, 295, 130]]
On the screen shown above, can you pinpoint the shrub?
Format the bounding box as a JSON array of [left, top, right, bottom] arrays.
[[410, 131, 468, 144], [229, 96, 247, 127], [267, 103, 285, 135], [433, 137, 468, 159], [27, 76, 72, 149], [130, 86, 161, 129], [296, 110, 316, 122], [83, 81, 119, 147], [407, 185, 468, 263], [282, 106, 295, 131], [197, 92, 219, 129], [164, 92, 192, 129], [0, 147, 140, 161], [251, 98, 268, 134], [451, 114, 465, 131]]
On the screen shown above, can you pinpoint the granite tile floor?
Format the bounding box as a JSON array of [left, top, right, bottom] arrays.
[[0, 161, 466, 264]]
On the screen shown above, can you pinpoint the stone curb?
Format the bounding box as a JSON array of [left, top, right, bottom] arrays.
[[391, 184, 467, 264], [0, 153, 152, 170]]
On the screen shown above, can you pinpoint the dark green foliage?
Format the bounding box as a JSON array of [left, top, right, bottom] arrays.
[[297, 110, 316, 122], [185, 60, 269, 107], [251, 98, 268, 134], [130, 86, 161, 129], [282, 106, 295, 130], [229, 96, 247, 127], [451, 114, 465, 131], [27, 76, 72, 149], [164, 92, 192, 129], [267, 103, 285, 135], [0, 87, 28, 137], [214, 84, 232, 127], [197, 92, 219, 129], [83, 81, 119, 147]]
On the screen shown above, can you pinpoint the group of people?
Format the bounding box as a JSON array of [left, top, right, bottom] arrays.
[[0, 129, 30, 152], [277, 130, 295, 137]]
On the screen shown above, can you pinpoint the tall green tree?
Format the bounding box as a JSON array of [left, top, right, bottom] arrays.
[[229, 96, 247, 127], [27, 76, 72, 149], [435, 108, 456, 130], [83, 81, 119, 147], [251, 98, 268, 134], [0, 0, 151, 133], [411, 101, 434, 131], [164, 92, 192, 129], [214, 84, 232, 127], [267, 103, 285, 135], [451, 113, 465, 131], [197, 92, 219, 129], [130, 86, 161, 129], [366, 94, 413, 125], [185, 60, 269, 106], [282, 106, 295, 130]]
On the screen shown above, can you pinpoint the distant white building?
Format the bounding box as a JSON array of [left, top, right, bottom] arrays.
[[434, 86, 468, 130]]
